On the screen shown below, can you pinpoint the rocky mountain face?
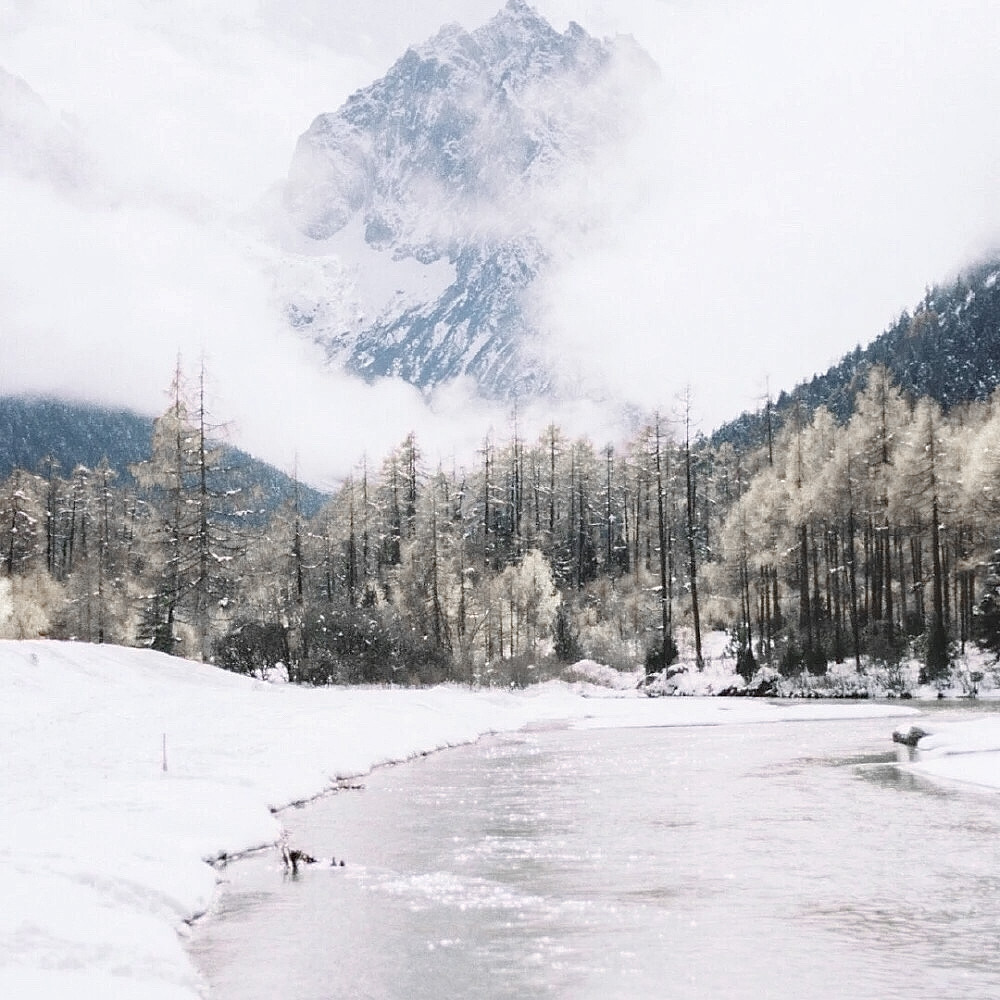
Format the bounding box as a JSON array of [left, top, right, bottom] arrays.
[[280, 0, 657, 399]]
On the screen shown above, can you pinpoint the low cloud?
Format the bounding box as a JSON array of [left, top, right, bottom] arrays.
[[0, 2, 512, 486], [2, 0, 1000, 484], [0, 170, 512, 490], [531, 0, 1000, 426]]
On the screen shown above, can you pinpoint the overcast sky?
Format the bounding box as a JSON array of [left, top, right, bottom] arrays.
[[2, 1, 999, 486]]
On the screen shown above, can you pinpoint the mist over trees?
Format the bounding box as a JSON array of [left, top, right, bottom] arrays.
[[2, 364, 1000, 689]]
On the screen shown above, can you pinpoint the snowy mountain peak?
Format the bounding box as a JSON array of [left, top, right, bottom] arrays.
[[472, 0, 613, 92], [472, 0, 564, 66], [483, 0, 549, 34], [279, 5, 658, 399]]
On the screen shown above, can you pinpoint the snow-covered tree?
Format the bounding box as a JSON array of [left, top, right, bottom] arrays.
[[133, 363, 240, 659]]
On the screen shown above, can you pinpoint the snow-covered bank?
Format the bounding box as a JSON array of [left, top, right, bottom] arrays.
[[893, 718, 1000, 791], [1, 641, 920, 999]]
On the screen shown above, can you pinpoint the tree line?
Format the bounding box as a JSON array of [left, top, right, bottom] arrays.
[[1, 364, 998, 687], [716, 365, 1000, 682]]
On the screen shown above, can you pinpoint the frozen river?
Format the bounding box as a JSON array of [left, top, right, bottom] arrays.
[[191, 710, 1000, 999]]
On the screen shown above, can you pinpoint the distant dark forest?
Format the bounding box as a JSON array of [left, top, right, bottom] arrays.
[[0, 395, 326, 517]]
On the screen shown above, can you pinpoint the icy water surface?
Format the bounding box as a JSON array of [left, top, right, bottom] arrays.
[[191, 711, 1000, 999]]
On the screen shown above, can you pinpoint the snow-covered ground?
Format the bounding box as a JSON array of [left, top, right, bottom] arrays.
[[893, 717, 1000, 792], [0, 639, 978, 1000]]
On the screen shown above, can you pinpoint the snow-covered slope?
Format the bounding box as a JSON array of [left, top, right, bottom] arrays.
[[278, 0, 658, 399], [0, 641, 567, 999]]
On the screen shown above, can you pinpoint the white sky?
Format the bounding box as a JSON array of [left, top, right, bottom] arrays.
[[2, 0, 999, 486]]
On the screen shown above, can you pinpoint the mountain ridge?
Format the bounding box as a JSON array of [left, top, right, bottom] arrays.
[[279, 1, 657, 400], [711, 254, 1000, 453], [0, 396, 328, 516]]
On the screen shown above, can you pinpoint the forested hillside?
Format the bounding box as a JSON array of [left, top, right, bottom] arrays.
[[0, 398, 151, 480], [0, 396, 327, 516], [2, 365, 998, 691], [714, 256, 1000, 454]]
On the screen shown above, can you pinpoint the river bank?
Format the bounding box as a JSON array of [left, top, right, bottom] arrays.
[[1, 639, 989, 998]]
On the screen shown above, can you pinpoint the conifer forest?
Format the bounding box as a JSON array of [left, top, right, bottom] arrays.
[[3, 363, 1000, 690]]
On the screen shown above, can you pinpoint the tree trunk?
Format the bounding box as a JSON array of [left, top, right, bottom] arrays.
[[684, 418, 703, 668]]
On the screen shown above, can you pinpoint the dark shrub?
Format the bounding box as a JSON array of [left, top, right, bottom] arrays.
[[644, 634, 679, 676], [214, 621, 289, 676]]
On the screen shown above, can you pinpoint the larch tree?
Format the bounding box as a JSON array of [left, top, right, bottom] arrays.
[[133, 362, 240, 659], [682, 392, 704, 669], [649, 413, 675, 669], [893, 398, 953, 681]]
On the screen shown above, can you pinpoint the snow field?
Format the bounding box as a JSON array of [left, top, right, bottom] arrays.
[[893, 716, 1000, 791], [0, 640, 934, 999]]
